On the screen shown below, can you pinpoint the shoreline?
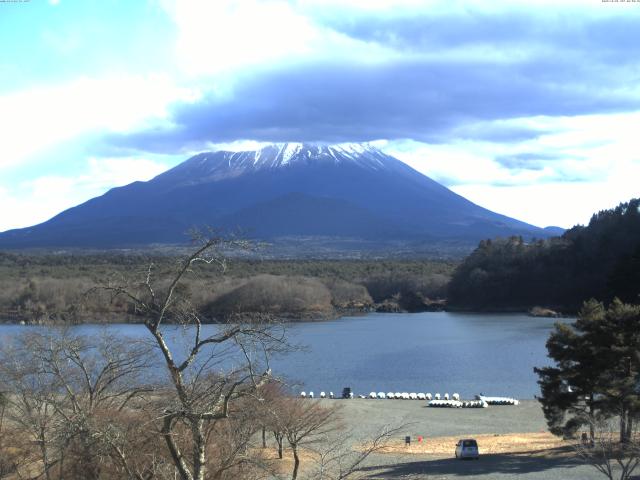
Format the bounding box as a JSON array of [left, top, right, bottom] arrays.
[[0, 304, 568, 326]]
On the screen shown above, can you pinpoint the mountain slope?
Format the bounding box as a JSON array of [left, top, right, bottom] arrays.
[[0, 143, 555, 249]]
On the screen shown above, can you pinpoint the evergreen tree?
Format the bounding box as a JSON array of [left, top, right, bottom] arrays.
[[535, 299, 640, 442], [449, 198, 640, 312], [599, 299, 640, 442]]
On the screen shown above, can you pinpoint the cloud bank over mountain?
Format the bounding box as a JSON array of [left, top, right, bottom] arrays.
[[1, 1, 639, 231]]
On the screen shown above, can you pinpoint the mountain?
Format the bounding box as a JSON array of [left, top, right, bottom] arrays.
[[0, 143, 558, 250]]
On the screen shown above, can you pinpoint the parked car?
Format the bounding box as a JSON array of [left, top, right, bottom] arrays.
[[455, 439, 479, 459]]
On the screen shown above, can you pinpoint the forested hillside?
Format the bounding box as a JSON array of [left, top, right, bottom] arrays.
[[448, 198, 640, 312]]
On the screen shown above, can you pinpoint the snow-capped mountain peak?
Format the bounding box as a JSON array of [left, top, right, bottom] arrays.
[[162, 142, 398, 185], [0, 139, 554, 249], [249, 142, 386, 169]]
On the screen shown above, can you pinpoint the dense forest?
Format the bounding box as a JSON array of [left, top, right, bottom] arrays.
[[448, 198, 640, 312]]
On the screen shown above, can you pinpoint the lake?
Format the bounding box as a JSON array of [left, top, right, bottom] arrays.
[[0, 312, 566, 399]]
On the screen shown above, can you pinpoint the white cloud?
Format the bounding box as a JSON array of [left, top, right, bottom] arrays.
[[385, 140, 517, 186], [452, 177, 640, 229], [81, 156, 170, 191], [208, 140, 272, 152], [162, 0, 397, 77], [167, 0, 318, 76], [300, 0, 430, 8], [0, 75, 200, 170], [382, 111, 640, 227], [0, 157, 168, 231]]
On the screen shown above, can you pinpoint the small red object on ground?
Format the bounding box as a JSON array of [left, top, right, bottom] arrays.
[[418, 436, 423, 443]]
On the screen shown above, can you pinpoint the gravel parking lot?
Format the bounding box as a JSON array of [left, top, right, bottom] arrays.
[[318, 399, 618, 480]]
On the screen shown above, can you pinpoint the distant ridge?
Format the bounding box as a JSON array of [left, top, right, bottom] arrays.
[[0, 143, 559, 250]]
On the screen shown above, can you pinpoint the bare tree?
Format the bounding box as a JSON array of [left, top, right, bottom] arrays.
[[279, 398, 340, 480], [249, 382, 404, 480], [0, 237, 288, 480], [97, 236, 288, 480], [575, 414, 640, 480], [1, 332, 74, 480], [0, 328, 153, 480], [0, 390, 5, 447], [252, 382, 289, 460], [0, 389, 20, 478], [305, 424, 406, 480]]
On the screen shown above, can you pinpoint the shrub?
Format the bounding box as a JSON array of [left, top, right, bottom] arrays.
[[206, 274, 333, 318]]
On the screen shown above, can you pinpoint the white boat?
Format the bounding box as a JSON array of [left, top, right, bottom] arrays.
[[428, 399, 462, 408], [476, 395, 519, 405], [461, 400, 488, 408]]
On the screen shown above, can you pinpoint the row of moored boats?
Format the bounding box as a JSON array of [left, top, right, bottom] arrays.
[[299, 391, 519, 407]]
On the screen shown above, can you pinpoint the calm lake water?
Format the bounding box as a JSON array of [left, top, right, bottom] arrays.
[[0, 312, 567, 399]]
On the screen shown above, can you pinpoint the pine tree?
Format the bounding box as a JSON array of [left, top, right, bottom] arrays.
[[535, 299, 640, 442]]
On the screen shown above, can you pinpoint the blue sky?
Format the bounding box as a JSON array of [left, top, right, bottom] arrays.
[[1, 0, 639, 231]]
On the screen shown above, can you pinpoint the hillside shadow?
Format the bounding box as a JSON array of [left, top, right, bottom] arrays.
[[359, 447, 587, 478]]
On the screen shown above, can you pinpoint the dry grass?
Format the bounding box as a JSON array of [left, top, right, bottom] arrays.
[[253, 446, 321, 477]]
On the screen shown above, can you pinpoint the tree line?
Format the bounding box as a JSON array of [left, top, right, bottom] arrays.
[[0, 255, 453, 324], [448, 198, 640, 312]]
